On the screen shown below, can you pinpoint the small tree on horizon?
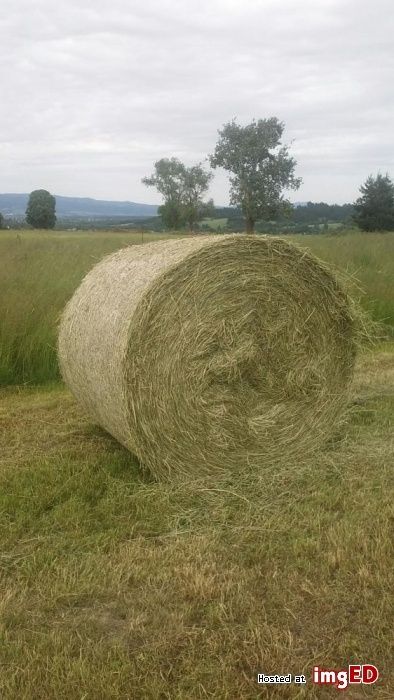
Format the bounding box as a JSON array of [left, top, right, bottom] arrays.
[[209, 117, 301, 233], [142, 158, 213, 231], [26, 189, 56, 229], [0, 212, 4, 230], [353, 173, 394, 231]]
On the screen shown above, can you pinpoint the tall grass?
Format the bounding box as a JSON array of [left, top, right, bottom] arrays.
[[293, 232, 394, 334], [0, 231, 169, 384], [0, 229, 393, 385]]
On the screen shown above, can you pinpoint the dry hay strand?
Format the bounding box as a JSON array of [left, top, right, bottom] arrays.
[[58, 234, 358, 480]]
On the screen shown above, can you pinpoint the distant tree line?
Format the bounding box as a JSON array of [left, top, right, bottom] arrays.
[[291, 202, 354, 225], [3, 117, 393, 233], [214, 202, 355, 228]]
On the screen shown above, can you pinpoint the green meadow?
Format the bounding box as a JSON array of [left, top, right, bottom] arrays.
[[0, 231, 168, 384], [0, 229, 393, 698]]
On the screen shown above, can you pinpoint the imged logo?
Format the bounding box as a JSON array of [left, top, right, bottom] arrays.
[[312, 664, 379, 690]]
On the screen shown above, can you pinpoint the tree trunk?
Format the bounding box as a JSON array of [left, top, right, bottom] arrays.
[[245, 216, 255, 234]]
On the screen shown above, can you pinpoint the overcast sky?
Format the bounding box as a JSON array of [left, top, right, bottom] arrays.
[[1, 0, 393, 205]]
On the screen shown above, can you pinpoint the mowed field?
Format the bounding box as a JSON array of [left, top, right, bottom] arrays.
[[0, 230, 393, 698]]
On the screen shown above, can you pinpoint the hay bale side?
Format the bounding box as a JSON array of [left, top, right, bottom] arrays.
[[59, 235, 357, 479]]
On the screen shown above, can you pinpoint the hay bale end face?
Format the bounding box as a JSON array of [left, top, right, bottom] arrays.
[[58, 235, 356, 479]]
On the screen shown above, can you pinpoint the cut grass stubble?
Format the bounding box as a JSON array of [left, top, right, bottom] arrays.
[[0, 348, 393, 698]]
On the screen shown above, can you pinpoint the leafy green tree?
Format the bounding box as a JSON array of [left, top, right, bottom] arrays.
[[142, 158, 186, 230], [0, 212, 4, 229], [182, 164, 214, 231], [26, 189, 56, 229], [353, 173, 394, 231], [158, 200, 184, 229], [142, 158, 185, 203], [209, 118, 301, 233], [142, 158, 213, 230]]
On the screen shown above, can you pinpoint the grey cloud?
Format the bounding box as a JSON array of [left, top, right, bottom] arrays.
[[1, 0, 393, 204]]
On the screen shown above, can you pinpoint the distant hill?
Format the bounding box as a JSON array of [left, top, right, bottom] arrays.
[[0, 193, 158, 218]]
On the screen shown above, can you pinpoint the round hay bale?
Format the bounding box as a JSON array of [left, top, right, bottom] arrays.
[[58, 234, 356, 480]]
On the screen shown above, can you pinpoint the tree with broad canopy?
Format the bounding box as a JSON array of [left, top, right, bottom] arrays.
[[209, 118, 301, 233]]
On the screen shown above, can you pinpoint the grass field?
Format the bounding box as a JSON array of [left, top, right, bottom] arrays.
[[0, 229, 393, 386], [0, 231, 169, 384], [0, 229, 393, 697], [201, 217, 228, 230]]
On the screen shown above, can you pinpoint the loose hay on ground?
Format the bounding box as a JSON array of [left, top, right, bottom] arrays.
[[58, 235, 357, 480]]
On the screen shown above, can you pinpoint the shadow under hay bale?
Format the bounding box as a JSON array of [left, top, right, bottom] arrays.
[[58, 235, 357, 480]]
